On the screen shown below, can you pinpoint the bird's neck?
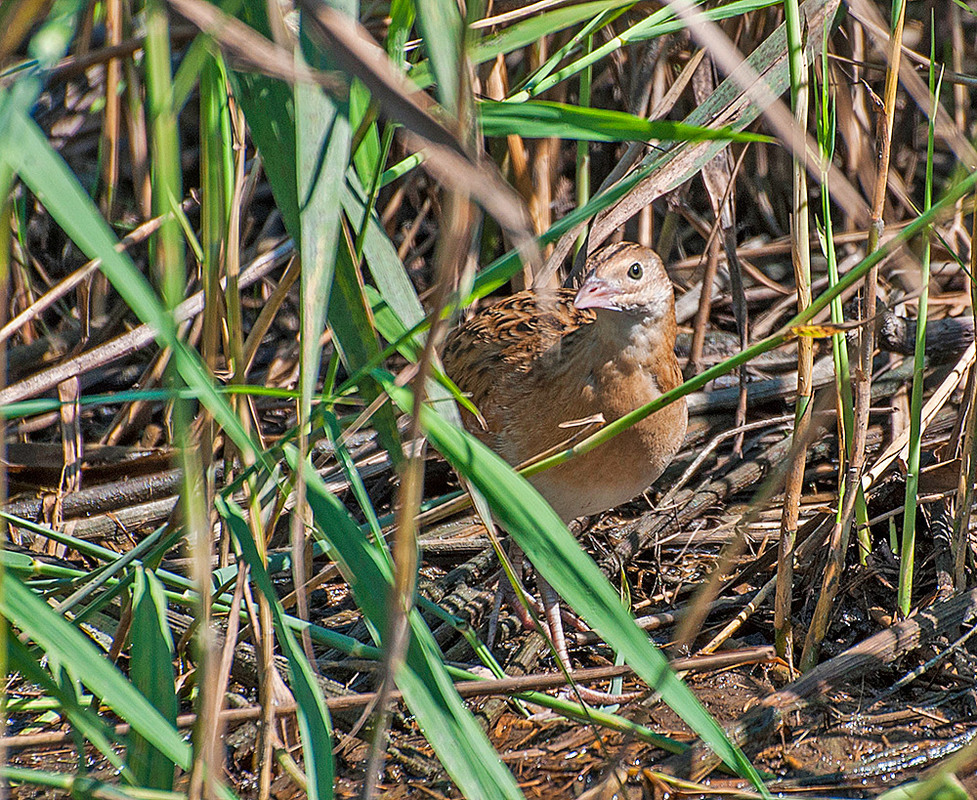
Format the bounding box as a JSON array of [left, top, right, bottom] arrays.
[[593, 309, 676, 366]]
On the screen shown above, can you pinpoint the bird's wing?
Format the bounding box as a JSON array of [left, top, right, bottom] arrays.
[[441, 289, 594, 417]]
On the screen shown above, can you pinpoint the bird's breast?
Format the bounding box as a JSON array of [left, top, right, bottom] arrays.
[[491, 350, 687, 521]]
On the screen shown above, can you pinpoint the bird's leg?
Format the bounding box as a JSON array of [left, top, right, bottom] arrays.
[[536, 573, 643, 706], [537, 573, 571, 667], [488, 541, 539, 648], [491, 539, 643, 706]]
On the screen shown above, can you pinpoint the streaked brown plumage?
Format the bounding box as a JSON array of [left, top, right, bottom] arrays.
[[442, 241, 687, 523]]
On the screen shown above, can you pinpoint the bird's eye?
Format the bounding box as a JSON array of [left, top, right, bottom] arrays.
[[627, 262, 643, 280]]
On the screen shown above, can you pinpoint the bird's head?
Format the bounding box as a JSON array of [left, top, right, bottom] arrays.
[[573, 243, 674, 324]]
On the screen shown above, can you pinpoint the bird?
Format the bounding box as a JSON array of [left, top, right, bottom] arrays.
[[441, 241, 688, 696]]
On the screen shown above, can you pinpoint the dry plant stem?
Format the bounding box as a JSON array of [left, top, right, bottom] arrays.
[[223, 101, 252, 573], [242, 256, 300, 375], [690, 60, 744, 429], [47, 25, 198, 81], [362, 194, 472, 799], [123, 53, 152, 217], [846, 0, 977, 173], [800, 0, 905, 671], [100, 0, 122, 217], [866, 1, 906, 258], [209, 556, 249, 777], [775, 0, 812, 667], [57, 379, 81, 499], [698, 574, 777, 655], [659, 414, 794, 508], [0, 648, 777, 751], [685, 223, 720, 378], [799, 313, 872, 672], [953, 206, 977, 589], [862, 342, 977, 493], [673, 527, 748, 652]]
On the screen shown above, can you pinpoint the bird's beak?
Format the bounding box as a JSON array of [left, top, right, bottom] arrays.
[[574, 275, 620, 311]]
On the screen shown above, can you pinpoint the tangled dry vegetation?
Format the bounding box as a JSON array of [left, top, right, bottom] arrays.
[[2, 0, 977, 797]]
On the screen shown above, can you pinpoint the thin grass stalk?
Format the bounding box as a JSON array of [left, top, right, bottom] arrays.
[[371, 9, 483, 788], [218, 98, 267, 632], [353, 122, 395, 263], [818, 49, 869, 566], [362, 201, 474, 799], [220, 102, 277, 788], [123, 51, 152, 218], [208, 57, 251, 768], [574, 33, 593, 259], [365, 11, 476, 792], [952, 199, 977, 591], [507, 8, 617, 103], [799, 0, 906, 670], [866, 0, 906, 255], [99, 0, 122, 217], [143, 3, 216, 793], [0, 154, 13, 799], [198, 53, 229, 585], [199, 54, 230, 383], [773, 0, 811, 666], [898, 37, 940, 616]]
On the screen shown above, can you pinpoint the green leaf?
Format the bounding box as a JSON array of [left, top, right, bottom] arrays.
[[472, 0, 636, 64], [329, 235, 404, 461], [478, 99, 772, 142], [129, 567, 178, 791], [283, 447, 527, 800], [0, 575, 191, 770], [295, 20, 351, 437], [226, 0, 301, 235], [378, 375, 769, 792], [414, 0, 463, 112], [218, 496, 336, 800]]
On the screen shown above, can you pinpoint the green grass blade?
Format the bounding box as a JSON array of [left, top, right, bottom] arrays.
[[129, 567, 178, 791], [472, 0, 635, 64], [226, 0, 300, 235], [328, 235, 404, 460], [297, 5, 353, 419], [1, 575, 191, 770], [379, 376, 769, 791], [479, 99, 771, 142], [2, 765, 185, 800], [283, 447, 527, 800], [415, 0, 463, 113], [218, 496, 335, 800]]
